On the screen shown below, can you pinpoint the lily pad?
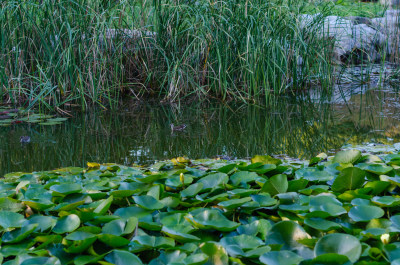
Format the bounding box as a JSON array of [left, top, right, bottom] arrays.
[[259, 251, 303, 265], [52, 214, 80, 234], [348, 205, 385, 222], [333, 150, 361, 164], [314, 233, 362, 263], [186, 208, 239, 232], [105, 250, 143, 265]]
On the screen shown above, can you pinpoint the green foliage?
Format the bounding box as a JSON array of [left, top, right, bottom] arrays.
[[1, 0, 335, 109], [0, 148, 400, 263], [303, 0, 386, 18]]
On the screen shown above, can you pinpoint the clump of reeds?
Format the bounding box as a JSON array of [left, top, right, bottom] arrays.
[[0, 0, 336, 109]]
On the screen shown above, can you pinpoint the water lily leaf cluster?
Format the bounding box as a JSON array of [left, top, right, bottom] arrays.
[[0, 108, 68, 127], [2, 149, 400, 264]]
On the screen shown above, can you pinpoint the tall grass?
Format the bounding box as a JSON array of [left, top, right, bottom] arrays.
[[0, 0, 335, 109]]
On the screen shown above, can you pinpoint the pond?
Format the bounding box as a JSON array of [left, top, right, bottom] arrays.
[[1, 80, 400, 176]]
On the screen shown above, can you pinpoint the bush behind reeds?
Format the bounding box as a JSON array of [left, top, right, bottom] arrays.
[[0, 0, 335, 109]]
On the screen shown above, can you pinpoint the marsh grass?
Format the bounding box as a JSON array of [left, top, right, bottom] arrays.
[[0, 0, 341, 109]]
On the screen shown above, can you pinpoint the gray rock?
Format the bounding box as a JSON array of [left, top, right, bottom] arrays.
[[385, 9, 400, 18], [350, 24, 386, 63], [297, 10, 400, 63], [371, 10, 399, 57], [348, 16, 372, 26], [98, 29, 156, 51], [317, 16, 354, 62], [380, 0, 400, 7]]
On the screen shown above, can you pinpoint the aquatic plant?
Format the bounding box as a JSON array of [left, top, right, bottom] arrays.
[[1, 0, 337, 109], [2, 147, 400, 263], [0, 107, 68, 127]]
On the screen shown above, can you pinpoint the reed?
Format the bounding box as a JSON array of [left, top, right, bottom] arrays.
[[1, 0, 338, 109]]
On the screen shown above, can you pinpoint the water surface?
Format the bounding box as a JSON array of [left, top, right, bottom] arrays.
[[1, 82, 400, 176]]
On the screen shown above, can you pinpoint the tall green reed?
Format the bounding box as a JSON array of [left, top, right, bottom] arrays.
[[1, 0, 336, 109]]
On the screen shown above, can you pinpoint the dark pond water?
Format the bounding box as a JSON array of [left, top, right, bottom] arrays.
[[1, 80, 400, 176]]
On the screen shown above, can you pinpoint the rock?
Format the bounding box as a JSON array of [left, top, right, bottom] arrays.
[[380, 0, 400, 7], [317, 16, 354, 62], [297, 10, 400, 64], [298, 13, 322, 30], [350, 24, 386, 63], [347, 16, 372, 26], [371, 10, 399, 58], [385, 9, 400, 18], [99, 29, 156, 51]]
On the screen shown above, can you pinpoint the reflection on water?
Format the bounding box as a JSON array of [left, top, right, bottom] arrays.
[[1, 86, 400, 176]]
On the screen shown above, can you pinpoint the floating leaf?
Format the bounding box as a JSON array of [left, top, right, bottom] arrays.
[[133, 195, 164, 210], [197, 173, 229, 191], [314, 233, 361, 263], [230, 171, 259, 186], [304, 218, 341, 231], [52, 214, 80, 234], [105, 250, 143, 265], [266, 221, 311, 250], [2, 224, 38, 243], [331, 167, 365, 192], [186, 208, 239, 232], [348, 205, 384, 222], [0, 211, 25, 230], [259, 251, 303, 265], [251, 155, 282, 165], [261, 174, 288, 196], [50, 183, 82, 196], [333, 150, 361, 164], [102, 217, 138, 236], [295, 168, 334, 182]]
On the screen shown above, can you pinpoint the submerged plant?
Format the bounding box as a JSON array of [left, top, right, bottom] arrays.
[[1, 147, 400, 263]]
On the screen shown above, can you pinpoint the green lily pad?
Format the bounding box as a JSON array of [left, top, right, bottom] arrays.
[[98, 234, 131, 247], [314, 233, 362, 263], [308, 195, 347, 218], [24, 216, 57, 232], [50, 183, 82, 196], [218, 197, 252, 209], [2, 224, 38, 243], [357, 163, 393, 175], [333, 150, 361, 164], [331, 167, 365, 193], [371, 196, 400, 207], [230, 171, 258, 186], [266, 221, 310, 250], [348, 205, 384, 222], [102, 217, 138, 236], [0, 211, 25, 230], [161, 226, 200, 243], [295, 168, 334, 182], [133, 195, 164, 210], [220, 234, 264, 257], [104, 250, 143, 265], [20, 257, 61, 265], [197, 173, 229, 191], [259, 251, 303, 265], [181, 183, 204, 198], [52, 214, 80, 234], [261, 174, 288, 196], [93, 195, 113, 215], [251, 155, 282, 165], [186, 208, 239, 231], [304, 218, 341, 231]]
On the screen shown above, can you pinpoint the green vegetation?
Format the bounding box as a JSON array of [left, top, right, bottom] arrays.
[[304, 0, 387, 18], [2, 147, 400, 264], [1, 0, 337, 109], [0, 107, 68, 126]]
